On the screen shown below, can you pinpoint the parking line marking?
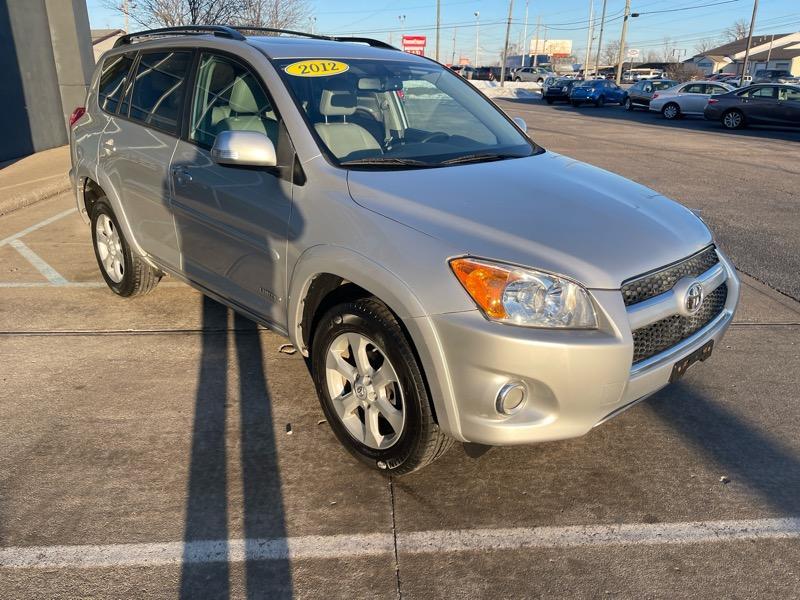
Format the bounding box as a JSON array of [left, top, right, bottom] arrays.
[[2, 517, 799, 569], [9, 240, 68, 285], [0, 207, 76, 248]]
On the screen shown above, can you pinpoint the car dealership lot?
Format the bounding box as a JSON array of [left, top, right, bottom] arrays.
[[2, 109, 800, 598]]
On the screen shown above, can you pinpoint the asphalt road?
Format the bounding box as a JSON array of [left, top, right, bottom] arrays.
[[1, 107, 800, 599]]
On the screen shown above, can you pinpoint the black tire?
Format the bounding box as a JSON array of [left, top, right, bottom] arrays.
[[545, 97, 554, 104], [311, 297, 453, 475], [537, 78, 544, 83], [624, 97, 634, 111], [722, 109, 746, 129], [514, 77, 521, 82], [595, 95, 605, 107], [571, 100, 581, 107], [90, 200, 161, 297], [662, 102, 681, 120]]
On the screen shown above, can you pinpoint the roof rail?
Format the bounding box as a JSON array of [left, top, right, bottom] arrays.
[[230, 26, 396, 50], [113, 25, 246, 48]]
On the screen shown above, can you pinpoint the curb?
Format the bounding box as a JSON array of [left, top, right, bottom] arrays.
[[0, 176, 71, 217]]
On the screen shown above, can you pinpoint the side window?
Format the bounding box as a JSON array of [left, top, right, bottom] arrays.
[[189, 53, 277, 150], [780, 88, 800, 101], [751, 86, 777, 99], [683, 84, 705, 94], [127, 51, 192, 135], [643, 83, 652, 93], [98, 53, 134, 114]]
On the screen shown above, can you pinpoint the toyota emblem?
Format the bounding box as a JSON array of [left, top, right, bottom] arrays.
[[685, 282, 704, 314]]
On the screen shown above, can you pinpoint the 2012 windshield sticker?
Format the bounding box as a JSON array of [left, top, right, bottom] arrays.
[[284, 60, 349, 77]]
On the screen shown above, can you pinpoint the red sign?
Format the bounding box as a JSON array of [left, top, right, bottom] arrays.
[[402, 35, 426, 56]]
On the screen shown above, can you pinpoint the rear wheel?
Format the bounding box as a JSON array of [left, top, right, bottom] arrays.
[[545, 97, 554, 105], [90, 200, 161, 297], [595, 95, 605, 107], [514, 77, 521, 82], [722, 109, 745, 129], [624, 97, 633, 111], [662, 102, 680, 120], [310, 297, 453, 475]]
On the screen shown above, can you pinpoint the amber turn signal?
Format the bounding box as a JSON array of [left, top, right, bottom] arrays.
[[450, 258, 517, 319]]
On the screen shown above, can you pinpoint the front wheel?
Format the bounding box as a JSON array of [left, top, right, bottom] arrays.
[[722, 109, 745, 129], [310, 297, 453, 475], [514, 77, 521, 82], [595, 95, 605, 107], [624, 97, 633, 110], [571, 100, 581, 107], [90, 200, 161, 297], [545, 97, 554, 105], [662, 102, 681, 120]]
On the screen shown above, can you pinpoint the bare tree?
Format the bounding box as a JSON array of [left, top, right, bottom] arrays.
[[723, 19, 749, 42], [665, 62, 704, 82], [601, 40, 620, 67], [235, 0, 311, 30], [694, 38, 719, 55], [104, 0, 310, 30], [644, 50, 660, 63]]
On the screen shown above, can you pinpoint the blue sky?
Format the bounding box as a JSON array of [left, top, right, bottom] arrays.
[[87, 0, 800, 63]]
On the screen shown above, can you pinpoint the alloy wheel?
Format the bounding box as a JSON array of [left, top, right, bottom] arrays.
[[325, 332, 405, 450], [95, 213, 124, 283], [723, 111, 742, 129]]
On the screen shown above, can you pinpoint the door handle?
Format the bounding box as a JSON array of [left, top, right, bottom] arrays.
[[171, 166, 193, 185]]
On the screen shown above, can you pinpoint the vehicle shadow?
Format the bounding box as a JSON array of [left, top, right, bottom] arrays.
[[179, 297, 292, 599], [646, 381, 800, 515], [501, 97, 800, 143]]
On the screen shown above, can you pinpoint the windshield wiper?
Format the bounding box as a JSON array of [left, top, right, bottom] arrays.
[[340, 157, 436, 168], [440, 153, 519, 165]]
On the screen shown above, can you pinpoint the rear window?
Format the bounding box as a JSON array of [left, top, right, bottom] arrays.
[[127, 51, 192, 135], [98, 53, 134, 114]]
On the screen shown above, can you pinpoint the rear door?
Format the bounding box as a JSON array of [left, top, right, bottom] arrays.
[[170, 51, 293, 326], [679, 83, 709, 113], [743, 86, 779, 124], [99, 49, 193, 269]]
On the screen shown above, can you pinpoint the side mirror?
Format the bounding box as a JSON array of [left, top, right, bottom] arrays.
[[211, 130, 277, 168], [513, 116, 528, 134]]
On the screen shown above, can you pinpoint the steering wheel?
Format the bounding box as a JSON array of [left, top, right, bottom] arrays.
[[420, 131, 449, 143]]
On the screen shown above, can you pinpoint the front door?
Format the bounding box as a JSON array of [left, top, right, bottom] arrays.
[[171, 52, 292, 327]]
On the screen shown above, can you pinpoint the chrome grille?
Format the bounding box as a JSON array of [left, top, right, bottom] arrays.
[[622, 246, 719, 307], [632, 283, 728, 364]]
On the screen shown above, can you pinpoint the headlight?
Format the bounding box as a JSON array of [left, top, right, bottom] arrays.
[[450, 257, 597, 328]]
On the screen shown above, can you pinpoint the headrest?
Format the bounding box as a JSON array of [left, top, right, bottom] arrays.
[[229, 77, 260, 114], [320, 89, 356, 116]]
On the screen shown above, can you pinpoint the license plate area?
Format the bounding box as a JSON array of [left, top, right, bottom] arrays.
[[670, 340, 714, 382]]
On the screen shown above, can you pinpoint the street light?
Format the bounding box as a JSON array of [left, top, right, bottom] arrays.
[[474, 11, 480, 67]]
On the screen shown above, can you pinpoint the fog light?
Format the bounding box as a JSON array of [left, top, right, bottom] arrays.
[[496, 382, 527, 416]]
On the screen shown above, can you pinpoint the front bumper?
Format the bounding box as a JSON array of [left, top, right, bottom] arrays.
[[426, 249, 740, 446]]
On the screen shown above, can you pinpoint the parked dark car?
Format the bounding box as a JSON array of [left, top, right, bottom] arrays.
[[624, 79, 678, 111], [543, 78, 578, 104], [704, 84, 800, 129], [752, 69, 797, 84], [472, 66, 510, 81], [569, 79, 627, 107]]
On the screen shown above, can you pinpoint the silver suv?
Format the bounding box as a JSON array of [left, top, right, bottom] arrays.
[[70, 26, 740, 474]]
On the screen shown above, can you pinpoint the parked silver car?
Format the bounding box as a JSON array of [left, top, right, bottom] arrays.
[[69, 26, 740, 474], [512, 65, 556, 83], [649, 80, 735, 119]]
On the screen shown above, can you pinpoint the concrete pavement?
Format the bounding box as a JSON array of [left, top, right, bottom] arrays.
[[0, 146, 71, 216], [1, 112, 800, 598]]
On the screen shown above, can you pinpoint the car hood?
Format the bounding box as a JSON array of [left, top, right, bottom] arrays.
[[346, 152, 712, 289]]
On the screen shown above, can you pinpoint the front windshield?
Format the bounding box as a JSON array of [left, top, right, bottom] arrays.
[[274, 57, 535, 168]]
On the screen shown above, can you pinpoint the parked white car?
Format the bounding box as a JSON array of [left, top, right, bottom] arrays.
[[649, 81, 735, 119]]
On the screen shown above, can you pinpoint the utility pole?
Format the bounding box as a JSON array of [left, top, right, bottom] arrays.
[[435, 0, 441, 62], [614, 0, 631, 84], [121, 0, 129, 33], [499, 0, 514, 87], [451, 27, 457, 65], [474, 11, 480, 66], [766, 32, 775, 65], [594, 0, 607, 76], [521, 0, 529, 67], [740, 0, 759, 82], [533, 16, 541, 67], [583, 0, 594, 77]]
